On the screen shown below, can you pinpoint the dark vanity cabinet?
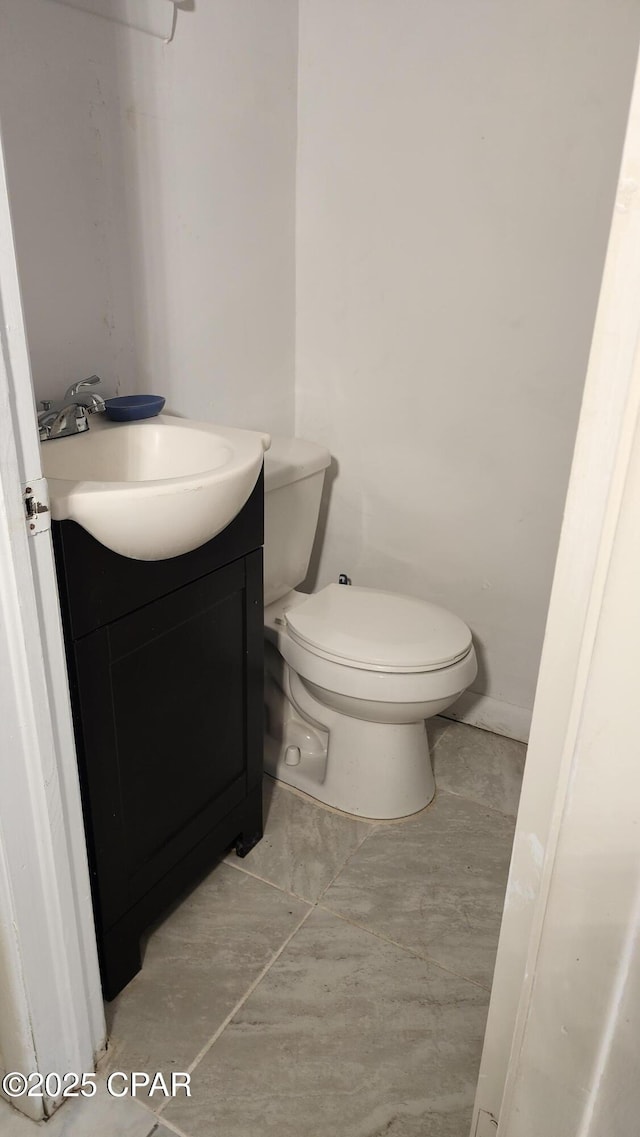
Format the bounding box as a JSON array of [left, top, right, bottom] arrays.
[[53, 472, 264, 1000]]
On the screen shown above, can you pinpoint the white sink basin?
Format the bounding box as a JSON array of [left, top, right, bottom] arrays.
[[42, 413, 270, 560]]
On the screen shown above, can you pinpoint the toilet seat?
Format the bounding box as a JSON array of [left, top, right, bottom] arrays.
[[285, 583, 472, 673], [272, 613, 477, 708]]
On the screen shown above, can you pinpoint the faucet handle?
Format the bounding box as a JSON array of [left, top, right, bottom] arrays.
[[64, 374, 102, 400]]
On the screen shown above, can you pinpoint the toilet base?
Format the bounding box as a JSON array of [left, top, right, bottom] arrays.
[[264, 703, 435, 820]]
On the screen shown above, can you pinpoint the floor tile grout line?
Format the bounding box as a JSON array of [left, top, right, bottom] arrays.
[[419, 951, 492, 993], [429, 728, 453, 752], [315, 824, 377, 905], [149, 1120, 192, 1137], [223, 811, 380, 906], [133, 1096, 194, 1137], [185, 903, 316, 1071], [321, 902, 493, 993], [221, 852, 313, 903], [99, 1060, 205, 1135], [154, 904, 316, 1114], [226, 776, 506, 991], [317, 902, 492, 994], [224, 786, 514, 905], [437, 785, 519, 821]]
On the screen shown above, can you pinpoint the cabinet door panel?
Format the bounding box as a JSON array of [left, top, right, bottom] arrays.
[[74, 559, 248, 929], [110, 562, 245, 873]]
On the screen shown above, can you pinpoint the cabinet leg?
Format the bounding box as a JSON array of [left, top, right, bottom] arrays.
[[234, 783, 263, 859], [100, 922, 142, 1001], [235, 829, 262, 857]]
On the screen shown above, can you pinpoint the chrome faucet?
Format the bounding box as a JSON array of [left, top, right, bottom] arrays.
[[64, 374, 107, 413], [38, 375, 106, 441]]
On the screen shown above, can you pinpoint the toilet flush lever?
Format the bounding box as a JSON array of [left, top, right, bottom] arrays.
[[338, 573, 352, 585]]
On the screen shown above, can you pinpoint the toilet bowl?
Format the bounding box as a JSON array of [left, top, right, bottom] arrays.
[[262, 439, 477, 819]]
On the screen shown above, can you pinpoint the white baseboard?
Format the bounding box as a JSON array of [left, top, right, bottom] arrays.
[[442, 690, 532, 744]]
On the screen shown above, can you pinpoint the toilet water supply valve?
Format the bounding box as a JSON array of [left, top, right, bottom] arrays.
[[338, 573, 352, 585]]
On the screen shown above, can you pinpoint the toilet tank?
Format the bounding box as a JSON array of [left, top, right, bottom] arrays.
[[263, 437, 331, 607]]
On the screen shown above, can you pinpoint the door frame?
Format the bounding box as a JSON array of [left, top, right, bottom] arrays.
[[0, 120, 105, 1120], [471, 47, 640, 1137]]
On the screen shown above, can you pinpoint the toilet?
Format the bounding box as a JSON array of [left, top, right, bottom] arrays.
[[263, 438, 477, 819]]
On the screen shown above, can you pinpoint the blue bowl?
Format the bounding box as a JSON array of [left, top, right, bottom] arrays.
[[104, 394, 166, 422]]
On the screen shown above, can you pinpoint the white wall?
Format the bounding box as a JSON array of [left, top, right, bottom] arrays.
[[0, 0, 297, 435], [4, 0, 639, 738], [295, 0, 640, 737]]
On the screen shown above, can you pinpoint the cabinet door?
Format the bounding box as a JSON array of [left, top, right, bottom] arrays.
[[73, 558, 250, 931]]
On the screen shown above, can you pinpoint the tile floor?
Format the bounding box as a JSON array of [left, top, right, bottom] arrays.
[[0, 718, 525, 1137]]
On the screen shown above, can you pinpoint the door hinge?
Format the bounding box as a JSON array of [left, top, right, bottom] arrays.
[[23, 477, 51, 536]]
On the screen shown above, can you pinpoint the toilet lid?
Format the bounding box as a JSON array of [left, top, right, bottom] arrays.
[[285, 584, 473, 673]]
